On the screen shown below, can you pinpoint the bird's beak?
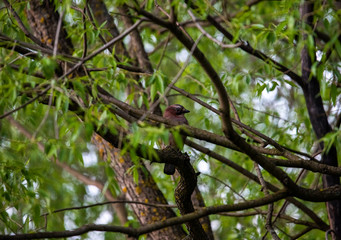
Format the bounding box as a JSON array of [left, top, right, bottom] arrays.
[[182, 109, 190, 114]]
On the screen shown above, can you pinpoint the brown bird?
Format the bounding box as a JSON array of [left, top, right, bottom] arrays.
[[163, 104, 190, 175]]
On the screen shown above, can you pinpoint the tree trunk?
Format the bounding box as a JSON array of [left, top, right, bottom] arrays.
[[25, 1, 187, 239], [92, 133, 186, 239], [300, 1, 341, 239]]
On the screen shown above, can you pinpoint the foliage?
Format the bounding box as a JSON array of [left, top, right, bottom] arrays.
[[0, 0, 340, 239]]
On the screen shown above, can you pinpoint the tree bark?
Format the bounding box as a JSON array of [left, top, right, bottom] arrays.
[[92, 134, 187, 240], [300, 1, 341, 239], [25, 1, 187, 239], [26, 0, 73, 55]]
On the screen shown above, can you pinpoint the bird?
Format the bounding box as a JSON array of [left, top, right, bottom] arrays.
[[163, 104, 190, 175]]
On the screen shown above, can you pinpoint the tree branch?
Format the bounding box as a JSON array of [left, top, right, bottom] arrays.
[[0, 190, 289, 240], [203, 14, 304, 87], [135, 7, 234, 138]]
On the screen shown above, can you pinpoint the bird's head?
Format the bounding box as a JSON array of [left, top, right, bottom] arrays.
[[164, 104, 190, 118]]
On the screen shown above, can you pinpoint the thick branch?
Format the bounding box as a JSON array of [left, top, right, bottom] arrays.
[[0, 190, 289, 240], [270, 158, 341, 176], [97, 110, 341, 202]]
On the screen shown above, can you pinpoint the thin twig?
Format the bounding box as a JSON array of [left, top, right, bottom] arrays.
[[0, 86, 51, 119], [219, 211, 320, 228], [87, 65, 147, 74], [154, 0, 192, 39], [200, 173, 248, 201], [41, 200, 176, 217], [188, 10, 241, 49], [138, 33, 203, 122], [81, 19, 144, 64], [53, 10, 65, 57], [291, 227, 313, 239], [325, 229, 335, 240], [82, 6, 88, 59], [156, 33, 171, 70], [255, 163, 280, 240], [229, 98, 265, 144], [147, 36, 174, 55]]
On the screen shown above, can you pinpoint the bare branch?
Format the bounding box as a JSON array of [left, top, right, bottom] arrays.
[[254, 163, 280, 240], [81, 6, 88, 59], [43, 200, 176, 216], [53, 10, 65, 57]]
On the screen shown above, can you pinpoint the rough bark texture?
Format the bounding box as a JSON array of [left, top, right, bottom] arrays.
[[161, 147, 208, 240], [300, 1, 341, 239], [24, 1, 188, 239], [191, 187, 215, 240], [87, 4, 193, 238], [118, 4, 154, 74], [92, 134, 187, 240], [24, 0, 131, 231], [87, 0, 129, 61], [172, 168, 214, 239], [86, 3, 211, 237], [26, 1, 73, 55]]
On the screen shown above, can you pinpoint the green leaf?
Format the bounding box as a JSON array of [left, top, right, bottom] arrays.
[[335, 40, 341, 59], [275, 21, 287, 34], [84, 122, 94, 140], [156, 74, 165, 93], [266, 31, 276, 44], [146, 0, 153, 11], [330, 84, 337, 105], [146, 74, 156, 86], [321, 130, 340, 153], [150, 84, 156, 102], [251, 24, 265, 29], [41, 57, 58, 79], [72, 80, 86, 102], [307, 35, 315, 61]]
